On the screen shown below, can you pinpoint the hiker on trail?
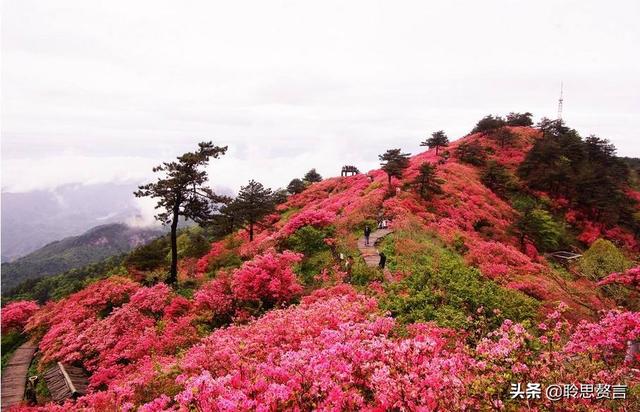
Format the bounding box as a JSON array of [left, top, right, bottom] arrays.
[[378, 250, 386, 269], [364, 225, 371, 246], [345, 256, 355, 281]]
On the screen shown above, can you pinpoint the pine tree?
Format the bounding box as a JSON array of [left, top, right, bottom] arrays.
[[481, 160, 515, 196], [455, 141, 487, 166], [379, 149, 411, 188], [505, 112, 533, 126], [303, 169, 323, 183], [135, 142, 227, 284], [413, 162, 443, 199], [471, 115, 506, 134], [512, 199, 562, 252], [235, 180, 276, 241], [287, 178, 306, 194], [421, 130, 449, 155], [492, 127, 516, 148]]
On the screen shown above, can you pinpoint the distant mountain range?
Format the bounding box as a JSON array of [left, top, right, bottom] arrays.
[[1, 182, 148, 262], [1, 223, 163, 292]]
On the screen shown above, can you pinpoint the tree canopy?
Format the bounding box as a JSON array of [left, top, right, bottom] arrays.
[[471, 115, 506, 134], [287, 178, 306, 194], [455, 141, 487, 166], [234, 180, 276, 241], [421, 130, 449, 155], [303, 169, 323, 183], [134, 141, 227, 284], [413, 162, 444, 199], [379, 149, 411, 187], [505, 112, 533, 127], [518, 121, 635, 225]]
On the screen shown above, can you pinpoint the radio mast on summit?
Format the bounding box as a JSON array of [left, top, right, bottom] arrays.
[[557, 81, 564, 121]]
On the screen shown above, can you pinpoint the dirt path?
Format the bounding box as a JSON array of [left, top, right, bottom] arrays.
[[357, 228, 393, 267], [1, 341, 37, 409]]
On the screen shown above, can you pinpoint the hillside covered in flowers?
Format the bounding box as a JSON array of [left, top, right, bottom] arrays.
[[2, 116, 639, 411]]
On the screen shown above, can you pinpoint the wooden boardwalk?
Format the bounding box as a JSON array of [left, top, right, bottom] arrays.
[[357, 228, 393, 267], [1, 341, 37, 409]]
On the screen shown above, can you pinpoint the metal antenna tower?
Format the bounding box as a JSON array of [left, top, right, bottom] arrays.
[[557, 81, 563, 121]]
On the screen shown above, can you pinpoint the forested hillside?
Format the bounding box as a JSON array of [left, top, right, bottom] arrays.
[[1, 224, 162, 292]]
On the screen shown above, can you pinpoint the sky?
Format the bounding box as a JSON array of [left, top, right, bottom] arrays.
[[2, 0, 639, 200]]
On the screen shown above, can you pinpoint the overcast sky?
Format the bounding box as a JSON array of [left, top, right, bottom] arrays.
[[2, 0, 639, 197]]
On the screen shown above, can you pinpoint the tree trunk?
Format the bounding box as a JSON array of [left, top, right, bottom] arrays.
[[249, 221, 254, 241], [168, 200, 180, 285], [435, 146, 439, 155]]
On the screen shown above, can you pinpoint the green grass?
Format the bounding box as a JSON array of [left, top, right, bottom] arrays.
[[1, 332, 27, 371], [379, 229, 539, 335]]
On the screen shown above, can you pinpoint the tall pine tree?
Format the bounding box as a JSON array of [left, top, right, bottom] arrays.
[[413, 162, 443, 199], [135, 142, 227, 284], [235, 180, 276, 241], [379, 149, 411, 188], [421, 130, 449, 155]]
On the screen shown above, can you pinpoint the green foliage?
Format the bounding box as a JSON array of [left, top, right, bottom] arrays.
[[303, 168, 323, 183], [455, 141, 487, 166], [412, 162, 444, 200], [421, 130, 449, 155], [620, 157, 640, 190], [379, 148, 411, 186], [175, 227, 210, 259], [272, 188, 289, 205], [491, 127, 516, 148], [287, 178, 306, 194], [135, 142, 229, 284], [1, 223, 161, 292], [297, 250, 334, 286], [518, 121, 635, 226], [579, 239, 630, 280], [513, 206, 563, 252], [480, 160, 516, 196], [3, 255, 126, 304], [125, 236, 170, 271], [471, 115, 506, 134], [283, 225, 336, 286], [380, 231, 538, 332], [505, 112, 533, 127], [1, 331, 27, 371], [283, 225, 335, 256], [234, 180, 277, 241], [349, 258, 384, 286]]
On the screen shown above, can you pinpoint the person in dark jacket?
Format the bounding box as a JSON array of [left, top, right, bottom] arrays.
[[378, 250, 386, 269], [364, 225, 371, 246]]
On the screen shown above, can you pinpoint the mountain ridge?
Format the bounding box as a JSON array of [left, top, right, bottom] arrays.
[[1, 223, 163, 292]]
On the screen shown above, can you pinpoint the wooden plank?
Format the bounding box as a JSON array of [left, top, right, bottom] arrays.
[[1, 341, 37, 409]]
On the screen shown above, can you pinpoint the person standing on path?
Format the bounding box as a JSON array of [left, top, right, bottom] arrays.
[[364, 225, 371, 246], [378, 250, 387, 269]]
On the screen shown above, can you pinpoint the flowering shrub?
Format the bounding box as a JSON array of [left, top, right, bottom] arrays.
[[1, 300, 39, 334], [196, 237, 243, 275], [465, 240, 544, 280], [195, 250, 303, 322], [599, 266, 640, 290], [27, 277, 140, 365], [233, 250, 302, 305], [279, 209, 336, 237]]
